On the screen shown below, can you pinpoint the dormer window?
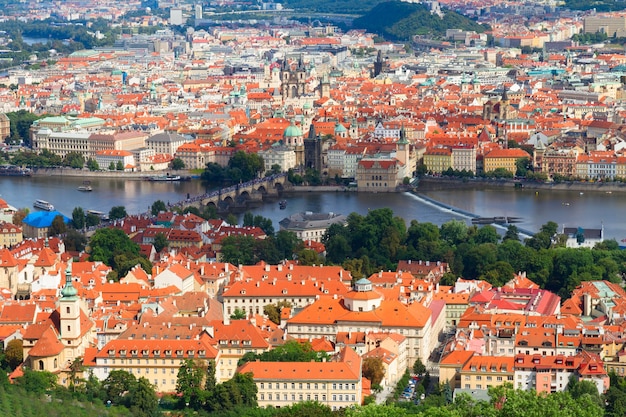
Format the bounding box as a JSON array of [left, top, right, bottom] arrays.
[[131, 350, 138, 356], [282, 289, 287, 294], [243, 340, 252, 346], [187, 350, 194, 357], [176, 350, 183, 356], [142, 350, 149, 356], [108, 350, 115, 356], [165, 350, 172, 356], [198, 350, 206, 356], [153, 350, 160, 356], [240, 290, 246, 295], [120, 349, 127, 356], [219, 340, 228, 345]]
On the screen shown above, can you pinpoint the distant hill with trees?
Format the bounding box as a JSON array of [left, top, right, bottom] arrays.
[[564, 0, 626, 11], [352, 1, 488, 41]]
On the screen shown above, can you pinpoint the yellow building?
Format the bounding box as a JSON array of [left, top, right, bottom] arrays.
[[237, 347, 362, 411], [0, 222, 22, 248], [92, 333, 219, 392], [459, 355, 515, 390], [484, 148, 531, 174], [211, 319, 270, 382], [423, 148, 452, 174]]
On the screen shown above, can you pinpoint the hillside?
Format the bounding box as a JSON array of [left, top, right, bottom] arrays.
[[352, 1, 488, 41]]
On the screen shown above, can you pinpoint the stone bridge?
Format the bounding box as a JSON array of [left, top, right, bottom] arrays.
[[178, 173, 290, 213]]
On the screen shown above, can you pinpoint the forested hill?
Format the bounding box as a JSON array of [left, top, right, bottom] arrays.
[[352, 1, 488, 41]]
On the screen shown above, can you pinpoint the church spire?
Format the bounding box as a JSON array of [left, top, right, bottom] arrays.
[[61, 266, 78, 300]]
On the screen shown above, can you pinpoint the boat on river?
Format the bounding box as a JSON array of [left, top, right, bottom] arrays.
[[87, 209, 109, 221], [77, 181, 92, 192], [148, 174, 181, 182], [279, 200, 287, 209], [33, 199, 54, 211]]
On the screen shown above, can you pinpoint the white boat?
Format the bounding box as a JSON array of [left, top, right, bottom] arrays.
[[77, 181, 92, 192], [33, 199, 54, 211], [149, 174, 181, 181], [87, 210, 109, 221]]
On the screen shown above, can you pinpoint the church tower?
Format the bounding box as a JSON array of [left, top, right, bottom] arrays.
[[373, 50, 384, 78], [396, 124, 411, 176], [281, 56, 307, 101], [319, 73, 330, 98], [60, 266, 81, 343]]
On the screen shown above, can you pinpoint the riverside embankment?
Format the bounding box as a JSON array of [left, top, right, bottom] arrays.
[[417, 177, 626, 193], [29, 168, 196, 179]]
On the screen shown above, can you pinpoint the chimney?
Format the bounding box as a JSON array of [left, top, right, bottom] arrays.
[[225, 263, 229, 272]]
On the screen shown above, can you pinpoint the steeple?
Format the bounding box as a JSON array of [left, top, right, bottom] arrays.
[[60, 266, 78, 301], [398, 124, 409, 145]]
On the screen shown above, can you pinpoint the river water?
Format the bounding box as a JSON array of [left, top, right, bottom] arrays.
[[1, 176, 624, 241]]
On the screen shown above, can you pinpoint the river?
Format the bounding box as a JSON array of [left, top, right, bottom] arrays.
[[1, 176, 624, 242]]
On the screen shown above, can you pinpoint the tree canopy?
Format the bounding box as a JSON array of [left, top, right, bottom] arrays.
[[88, 228, 151, 278]]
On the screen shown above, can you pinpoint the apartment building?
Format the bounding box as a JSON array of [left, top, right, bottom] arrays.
[[92, 333, 219, 392], [237, 347, 362, 411], [211, 319, 270, 382], [286, 278, 441, 365], [483, 148, 531, 174], [0, 222, 22, 248], [220, 263, 352, 318], [459, 355, 515, 390], [423, 147, 452, 174]]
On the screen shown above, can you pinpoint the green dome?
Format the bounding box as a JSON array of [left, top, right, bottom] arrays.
[[303, 102, 311, 109], [334, 122, 347, 133], [61, 268, 78, 300], [284, 121, 302, 138]]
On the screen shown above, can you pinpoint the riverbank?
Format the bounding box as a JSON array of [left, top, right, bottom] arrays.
[[29, 168, 195, 179], [417, 177, 626, 193]]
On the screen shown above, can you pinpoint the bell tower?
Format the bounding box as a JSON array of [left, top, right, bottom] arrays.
[[60, 266, 81, 342]]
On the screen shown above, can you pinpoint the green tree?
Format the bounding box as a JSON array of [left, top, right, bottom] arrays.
[[89, 228, 150, 276], [116, 160, 124, 171], [515, 157, 531, 177], [225, 213, 237, 226], [86, 158, 99, 171], [153, 232, 168, 253], [171, 158, 185, 170], [503, 224, 520, 241], [15, 368, 56, 395], [102, 370, 135, 405], [108, 206, 127, 221], [151, 200, 166, 215], [263, 300, 292, 325], [230, 308, 246, 320], [227, 150, 264, 182], [64, 152, 85, 169], [108, 161, 116, 171], [49, 214, 67, 236], [220, 235, 258, 265], [362, 357, 385, 387], [4, 339, 22, 370], [473, 225, 500, 245], [63, 229, 87, 253], [72, 207, 85, 229], [127, 377, 160, 417], [176, 359, 206, 409], [12, 208, 29, 226], [412, 357, 426, 376], [273, 401, 334, 416], [85, 212, 100, 227]]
